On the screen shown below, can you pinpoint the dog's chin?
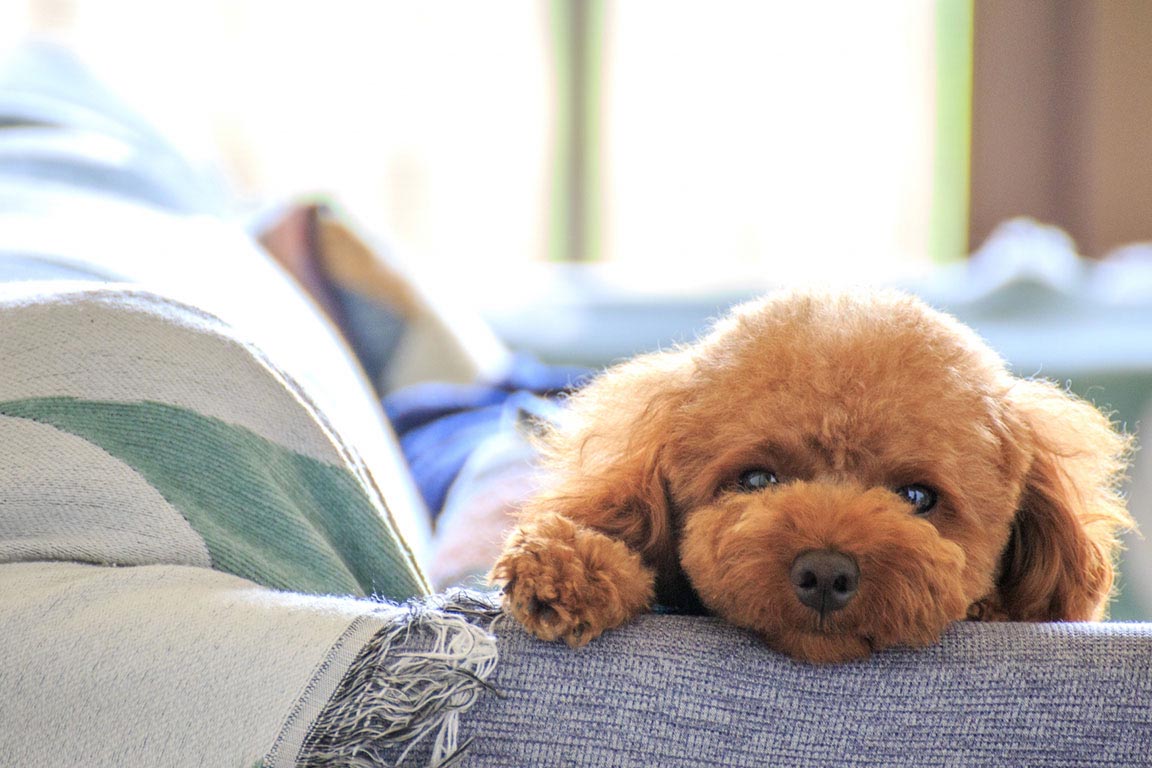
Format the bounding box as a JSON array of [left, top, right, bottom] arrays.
[[757, 612, 958, 663], [703, 591, 961, 664], [762, 629, 874, 665], [702, 591, 965, 664]]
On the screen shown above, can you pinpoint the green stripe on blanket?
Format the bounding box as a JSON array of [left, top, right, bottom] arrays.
[[0, 396, 424, 601]]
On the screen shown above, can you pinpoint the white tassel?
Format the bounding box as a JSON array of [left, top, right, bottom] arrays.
[[297, 591, 500, 768]]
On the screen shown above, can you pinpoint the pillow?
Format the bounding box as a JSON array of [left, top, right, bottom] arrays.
[[0, 46, 477, 764], [0, 282, 426, 599], [256, 201, 513, 394], [0, 189, 455, 765]]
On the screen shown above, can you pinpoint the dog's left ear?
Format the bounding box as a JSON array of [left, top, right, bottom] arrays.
[[994, 379, 1135, 621]]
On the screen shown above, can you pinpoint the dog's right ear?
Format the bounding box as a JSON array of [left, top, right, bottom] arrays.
[[524, 349, 694, 574]]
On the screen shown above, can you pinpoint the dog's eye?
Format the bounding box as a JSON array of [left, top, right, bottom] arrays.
[[737, 469, 780, 492], [896, 484, 938, 514]]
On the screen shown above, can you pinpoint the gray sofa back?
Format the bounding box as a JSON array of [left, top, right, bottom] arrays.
[[452, 613, 1152, 767]]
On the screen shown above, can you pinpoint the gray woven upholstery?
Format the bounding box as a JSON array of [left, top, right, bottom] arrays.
[[454, 613, 1152, 767]]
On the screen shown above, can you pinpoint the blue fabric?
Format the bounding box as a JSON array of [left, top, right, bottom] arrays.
[[385, 383, 513, 437], [328, 284, 407, 391], [398, 399, 524, 517], [384, 354, 592, 518]]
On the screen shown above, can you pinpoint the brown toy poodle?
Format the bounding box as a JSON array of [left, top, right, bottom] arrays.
[[492, 289, 1135, 663]]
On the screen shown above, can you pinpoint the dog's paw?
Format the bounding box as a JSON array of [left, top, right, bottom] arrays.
[[492, 512, 655, 647]]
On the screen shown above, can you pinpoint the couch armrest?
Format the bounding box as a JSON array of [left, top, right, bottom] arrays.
[[458, 611, 1151, 767]]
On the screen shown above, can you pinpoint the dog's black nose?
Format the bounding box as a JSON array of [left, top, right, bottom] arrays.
[[790, 550, 860, 615]]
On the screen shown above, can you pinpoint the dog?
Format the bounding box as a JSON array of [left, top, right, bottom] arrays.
[[492, 288, 1135, 663]]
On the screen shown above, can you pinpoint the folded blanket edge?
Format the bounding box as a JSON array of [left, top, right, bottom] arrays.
[[291, 590, 501, 768]]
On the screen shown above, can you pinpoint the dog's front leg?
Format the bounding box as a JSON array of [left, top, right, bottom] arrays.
[[492, 511, 656, 647]]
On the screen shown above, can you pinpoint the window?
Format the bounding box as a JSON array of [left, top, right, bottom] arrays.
[[13, 1, 967, 289]]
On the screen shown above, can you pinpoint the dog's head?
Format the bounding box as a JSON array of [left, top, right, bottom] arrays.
[[542, 289, 1133, 662]]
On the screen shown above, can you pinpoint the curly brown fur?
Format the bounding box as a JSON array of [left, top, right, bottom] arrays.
[[491, 289, 1135, 663]]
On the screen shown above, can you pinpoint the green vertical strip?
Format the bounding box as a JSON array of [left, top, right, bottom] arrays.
[[547, 0, 572, 263], [547, 0, 604, 262], [582, 0, 604, 263], [930, 0, 974, 263]]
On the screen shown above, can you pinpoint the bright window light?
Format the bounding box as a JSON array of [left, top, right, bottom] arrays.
[[603, 2, 940, 283], [10, 1, 954, 292]]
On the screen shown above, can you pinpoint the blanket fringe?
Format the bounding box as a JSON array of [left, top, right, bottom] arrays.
[[297, 590, 501, 768]]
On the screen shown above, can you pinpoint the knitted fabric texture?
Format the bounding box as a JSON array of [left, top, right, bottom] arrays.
[[401, 601, 1152, 768]]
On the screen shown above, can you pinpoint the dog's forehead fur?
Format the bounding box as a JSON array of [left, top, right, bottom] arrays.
[[699, 290, 1007, 394], [668, 290, 1018, 503]]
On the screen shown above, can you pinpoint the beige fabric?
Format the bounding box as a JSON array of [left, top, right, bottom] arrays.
[[0, 415, 211, 567], [0, 562, 390, 767], [0, 187, 431, 561]]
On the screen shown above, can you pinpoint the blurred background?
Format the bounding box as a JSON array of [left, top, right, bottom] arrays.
[[0, 0, 976, 280], [4, 0, 1152, 618], [9, 2, 1152, 275]]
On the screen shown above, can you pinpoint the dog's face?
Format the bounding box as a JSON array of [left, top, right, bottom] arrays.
[[666, 292, 1028, 662], [547, 290, 1131, 663]]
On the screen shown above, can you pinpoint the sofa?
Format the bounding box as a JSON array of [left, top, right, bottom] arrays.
[[1, 41, 1150, 768]]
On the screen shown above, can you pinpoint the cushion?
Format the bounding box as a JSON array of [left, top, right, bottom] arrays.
[[0, 283, 425, 598], [0, 183, 447, 764], [0, 45, 471, 765]]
